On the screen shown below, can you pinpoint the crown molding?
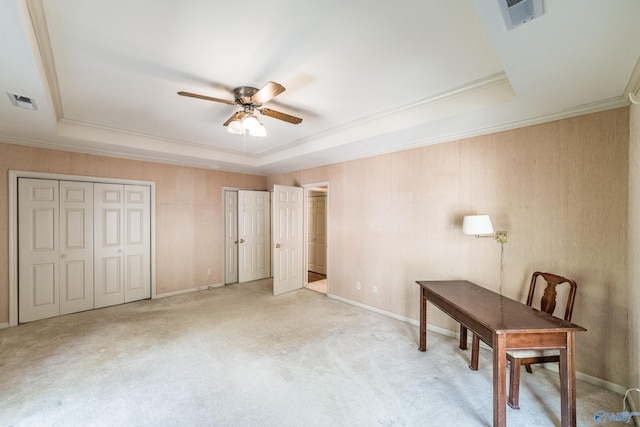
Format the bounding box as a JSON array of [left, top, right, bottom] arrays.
[[25, 0, 63, 121], [258, 72, 515, 167], [262, 94, 630, 175], [624, 56, 640, 104], [0, 133, 262, 174]]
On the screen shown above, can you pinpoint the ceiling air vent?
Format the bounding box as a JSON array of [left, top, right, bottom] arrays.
[[498, 0, 544, 30], [8, 92, 37, 110]]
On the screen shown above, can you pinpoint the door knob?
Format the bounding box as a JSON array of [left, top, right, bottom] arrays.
[[61, 254, 67, 259], [239, 239, 245, 243], [275, 243, 281, 248]]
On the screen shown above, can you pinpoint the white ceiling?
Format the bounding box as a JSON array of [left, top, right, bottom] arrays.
[[2, 0, 640, 175]]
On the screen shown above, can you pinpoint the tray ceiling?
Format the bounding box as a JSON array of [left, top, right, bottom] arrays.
[[1, 0, 639, 174]]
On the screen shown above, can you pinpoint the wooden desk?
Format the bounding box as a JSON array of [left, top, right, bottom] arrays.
[[416, 280, 586, 427]]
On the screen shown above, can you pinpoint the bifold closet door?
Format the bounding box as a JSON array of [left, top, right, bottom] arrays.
[[94, 183, 150, 308], [18, 179, 94, 323]]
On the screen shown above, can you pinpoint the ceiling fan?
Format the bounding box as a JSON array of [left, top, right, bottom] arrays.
[[178, 81, 302, 137]]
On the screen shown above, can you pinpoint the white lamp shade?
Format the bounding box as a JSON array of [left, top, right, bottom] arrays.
[[249, 124, 266, 137], [227, 119, 244, 134], [463, 215, 494, 235], [242, 115, 260, 131]]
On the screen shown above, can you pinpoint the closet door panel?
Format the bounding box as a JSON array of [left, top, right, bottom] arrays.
[[94, 183, 125, 308], [124, 185, 151, 302], [59, 181, 94, 315], [18, 178, 60, 323]]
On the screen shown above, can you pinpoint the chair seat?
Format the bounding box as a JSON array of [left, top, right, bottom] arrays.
[[507, 349, 560, 359]]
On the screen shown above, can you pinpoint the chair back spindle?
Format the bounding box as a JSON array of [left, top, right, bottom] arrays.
[[526, 271, 577, 322]]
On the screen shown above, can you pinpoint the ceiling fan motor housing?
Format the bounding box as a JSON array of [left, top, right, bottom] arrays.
[[234, 87, 260, 105]]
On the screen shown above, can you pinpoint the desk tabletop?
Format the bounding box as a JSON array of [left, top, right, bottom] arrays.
[[416, 280, 586, 333]]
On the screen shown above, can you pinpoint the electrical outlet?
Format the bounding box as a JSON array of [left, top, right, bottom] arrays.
[[356, 281, 361, 290], [372, 285, 378, 293]]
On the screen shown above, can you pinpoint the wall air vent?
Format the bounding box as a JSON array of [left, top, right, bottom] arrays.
[[498, 0, 544, 30], [8, 92, 37, 110]]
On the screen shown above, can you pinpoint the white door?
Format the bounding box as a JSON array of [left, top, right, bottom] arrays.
[[124, 185, 151, 302], [59, 181, 94, 315], [94, 183, 125, 308], [307, 194, 327, 275], [238, 190, 271, 283], [95, 183, 150, 307], [224, 190, 239, 284], [272, 185, 304, 295], [18, 179, 95, 322], [18, 178, 60, 323]]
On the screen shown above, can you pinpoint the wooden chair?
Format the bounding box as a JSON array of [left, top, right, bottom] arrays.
[[468, 271, 578, 409]]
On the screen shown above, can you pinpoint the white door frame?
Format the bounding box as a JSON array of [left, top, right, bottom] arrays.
[[223, 189, 239, 285], [8, 170, 156, 327], [303, 181, 330, 294]]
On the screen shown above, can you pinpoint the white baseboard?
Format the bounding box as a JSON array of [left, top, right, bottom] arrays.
[[327, 293, 627, 397], [154, 283, 223, 299], [541, 363, 628, 395], [328, 293, 458, 339], [208, 282, 225, 289], [0, 322, 9, 329]]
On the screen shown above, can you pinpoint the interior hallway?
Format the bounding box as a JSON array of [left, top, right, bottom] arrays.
[[0, 279, 622, 426], [306, 271, 327, 294]]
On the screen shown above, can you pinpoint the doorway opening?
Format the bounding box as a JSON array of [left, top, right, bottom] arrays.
[[223, 189, 271, 286], [223, 184, 328, 296], [305, 184, 328, 295]]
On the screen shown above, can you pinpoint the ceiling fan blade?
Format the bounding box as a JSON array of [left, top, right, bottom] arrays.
[[223, 111, 243, 126], [177, 91, 235, 105], [259, 108, 303, 124], [251, 81, 286, 105]]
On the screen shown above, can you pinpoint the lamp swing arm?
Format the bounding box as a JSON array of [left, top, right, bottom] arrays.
[[472, 231, 507, 243]]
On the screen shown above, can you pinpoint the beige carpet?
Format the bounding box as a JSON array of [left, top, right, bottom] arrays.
[[0, 279, 624, 426]]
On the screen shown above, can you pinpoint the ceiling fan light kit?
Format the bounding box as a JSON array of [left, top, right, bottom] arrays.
[[178, 81, 302, 138], [240, 114, 266, 137], [227, 117, 245, 135]]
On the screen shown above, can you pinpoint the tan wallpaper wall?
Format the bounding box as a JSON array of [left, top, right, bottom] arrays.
[[267, 107, 630, 387], [0, 142, 267, 324]]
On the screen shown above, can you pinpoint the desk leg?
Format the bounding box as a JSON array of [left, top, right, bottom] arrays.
[[493, 333, 507, 427], [419, 288, 427, 351], [559, 332, 577, 427], [459, 325, 468, 350]]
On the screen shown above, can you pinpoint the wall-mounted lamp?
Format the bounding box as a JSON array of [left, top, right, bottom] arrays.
[[462, 214, 507, 243]]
